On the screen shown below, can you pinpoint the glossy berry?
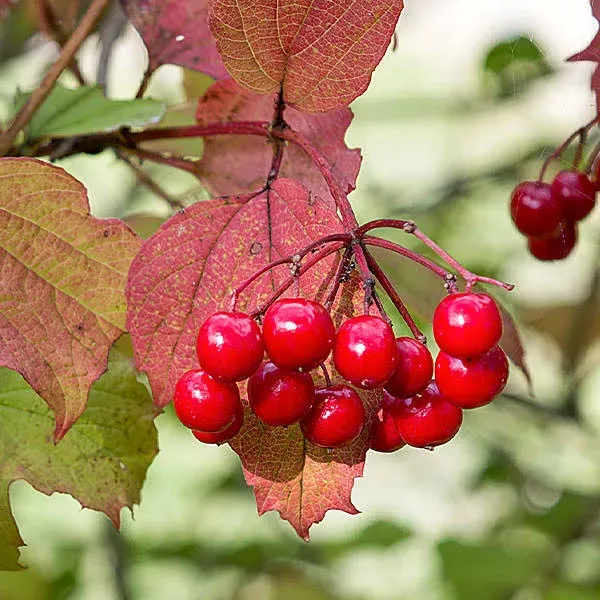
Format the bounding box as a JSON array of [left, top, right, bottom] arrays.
[[528, 221, 577, 261], [192, 401, 244, 444], [247, 362, 315, 426], [300, 385, 365, 448], [510, 181, 563, 237], [392, 381, 463, 448], [551, 169, 596, 222], [262, 298, 335, 372], [333, 315, 397, 389], [369, 391, 406, 453], [196, 311, 264, 382], [433, 292, 503, 359], [173, 369, 241, 432], [435, 346, 509, 409], [384, 337, 433, 398]]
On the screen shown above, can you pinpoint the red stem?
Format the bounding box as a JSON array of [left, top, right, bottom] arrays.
[[539, 115, 598, 181], [324, 246, 354, 310], [364, 248, 426, 342], [250, 242, 345, 318], [363, 235, 457, 291], [229, 234, 351, 310], [359, 220, 512, 292]]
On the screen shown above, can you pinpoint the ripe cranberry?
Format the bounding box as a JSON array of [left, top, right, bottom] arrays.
[[300, 385, 365, 448], [551, 169, 596, 222], [433, 292, 503, 359], [527, 221, 577, 261], [247, 362, 315, 426], [384, 337, 433, 398], [333, 315, 397, 389], [369, 391, 406, 453], [510, 181, 563, 237], [173, 369, 240, 432], [192, 401, 244, 444], [435, 346, 509, 409], [196, 311, 264, 382], [262, 298, 335, 372], [392, 382, 463, 448]]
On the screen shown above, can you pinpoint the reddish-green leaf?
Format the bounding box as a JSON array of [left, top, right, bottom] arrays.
[[208, 0, 404, 112], [127, 179, 379, 537], [122, 0, 228, 80], [569, 2, 600, 111], [196, 78, 362, 200], [0, 337, 158, 569], [0, 158, 141, 440]]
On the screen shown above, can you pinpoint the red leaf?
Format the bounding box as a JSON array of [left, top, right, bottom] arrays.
[[127, 178, 343, 408], [195, 79, 362, 200], [568, 1, 600, 111], [0, 158, 141, 440], [122, 0, 228, 79], [126, 180, 381, 538], [208, 0, 404, 112]]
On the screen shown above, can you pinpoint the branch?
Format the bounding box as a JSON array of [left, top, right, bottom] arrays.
[[0, 0, 111, 156]]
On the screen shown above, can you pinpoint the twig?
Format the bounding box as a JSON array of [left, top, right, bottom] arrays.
[[117, 150, 184, 210], [0, 0, 111, 156]]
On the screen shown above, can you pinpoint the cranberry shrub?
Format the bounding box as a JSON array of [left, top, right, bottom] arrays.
[[0, 0, 598, 577]]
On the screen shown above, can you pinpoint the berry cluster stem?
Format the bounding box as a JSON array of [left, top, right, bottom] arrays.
[[229, 233, 351, 311], [358, 219, 513, 292], [249, 242, 346, 318], [363, 248, 426, 342]]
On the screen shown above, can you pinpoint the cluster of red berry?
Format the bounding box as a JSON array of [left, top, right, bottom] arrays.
[[510, 169, 596, 261], [172, 292, 509, 452]]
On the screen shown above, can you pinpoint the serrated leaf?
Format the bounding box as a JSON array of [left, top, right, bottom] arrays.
[[127, 178, 379, 538], [0, 337, 158, 570], [122, 0, 228, 79], [127, 178, 341, 407], [0, 158, 141, 440], [16, 85, 165, 140], [195, 78, 362, 201], [569, 2, 600, 111], [208, 0, 404, 112]]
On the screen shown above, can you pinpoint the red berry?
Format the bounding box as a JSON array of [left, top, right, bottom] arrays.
[[435, 346, 509, 409], [300, 385, 365, 448], [369, 391, 406, 453], [192, 401, 244, 444], [551, 169, 596, 222], [196, 311, 264, 382], [433, 292, 503, 359], [510, 181, 563, 237], [247, 362, 315, 426], [262, 298, 335, 372], [384, 337, 433, 398], [173, 369, 241, 432], [333, 315, 397, 389], [527, 221, 577, 261], [392, 382, 463, 448]]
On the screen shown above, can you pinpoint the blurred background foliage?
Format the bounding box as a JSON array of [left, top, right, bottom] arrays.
[[2, 0, 600, 598]]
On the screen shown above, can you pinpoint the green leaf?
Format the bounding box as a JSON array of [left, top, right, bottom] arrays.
[[0, 336, 158, 570], [545, 585, 600, 600], [481, 35, 553, 100], [16, 85, 165, 140]]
